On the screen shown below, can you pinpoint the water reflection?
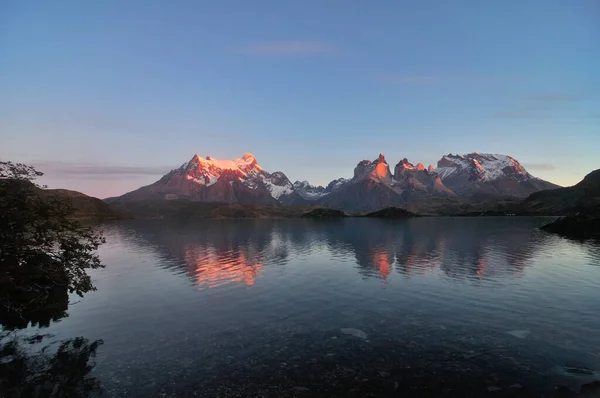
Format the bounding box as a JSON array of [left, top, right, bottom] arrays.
[[184, 246, 264, 288], [119, 221, 289, 289], [117, 217, 556, 287], [0, 284, 103, 397], [0, 335, 103, 397]]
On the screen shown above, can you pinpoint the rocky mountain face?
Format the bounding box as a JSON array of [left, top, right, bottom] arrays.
[[114, 153, 294, 204], [393, 158, 456, 201], [322, 154, 404, 211], [112, 152, 560, 211], [288, 178, 349, 204], [434, 153, 559, 197]]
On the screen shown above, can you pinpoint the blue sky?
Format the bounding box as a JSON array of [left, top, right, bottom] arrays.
[[1, 0, 599, 197]]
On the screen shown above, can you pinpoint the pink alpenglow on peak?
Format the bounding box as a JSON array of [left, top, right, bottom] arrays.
[[396, 158, 426, 171], [186, 153, 263, 173], [116, 152, 296, 203], [374, 154, 391, 178], [428, 165, 434, 172]]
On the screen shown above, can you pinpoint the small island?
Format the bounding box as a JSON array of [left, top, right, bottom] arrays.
[[300, 208, 347, 219], [363, 207, 419, 219]]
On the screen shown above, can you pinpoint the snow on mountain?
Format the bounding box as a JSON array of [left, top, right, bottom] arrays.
[[434, 153, 531, 182], [131, 152, 352, 204], [261, 172, 294, 199], [396, 158, 426, 172], [325, 178, 349, 192], [433, 152, 558, 197], [292, 178, 351, 200], [116, 153, 295, 203], [179, 152, 263, 185], [293, 181, 328, 199], [194, 152, 262, 172]]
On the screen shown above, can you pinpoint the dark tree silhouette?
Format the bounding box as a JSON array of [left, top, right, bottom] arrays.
[[0, 161, 105, 328]]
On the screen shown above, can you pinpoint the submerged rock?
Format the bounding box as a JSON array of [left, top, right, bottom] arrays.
[[551, 365, 599, 382], [564, 366, 595, 375], [553, 386, 578, 398], [580, 381, 600, 397], [340, 328, 368, 340], [507, 330, 531, 339]]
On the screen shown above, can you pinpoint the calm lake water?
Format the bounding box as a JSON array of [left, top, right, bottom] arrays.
[[11, 217, 600, 396]]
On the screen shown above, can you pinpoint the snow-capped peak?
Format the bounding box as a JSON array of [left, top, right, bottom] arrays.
[[186, 153, 262, 173], [326, 178, 349, 191], [170, 153, 266, 188], [293, 180, 329, 199], [242, 152, 256, 161], [179, 153, 299, 200], [434, 153, 532, 182], [293, 180, 315, 189], [396, 158, 427, 172]]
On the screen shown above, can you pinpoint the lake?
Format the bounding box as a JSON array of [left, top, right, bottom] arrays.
[[6, 217, 600, 397]]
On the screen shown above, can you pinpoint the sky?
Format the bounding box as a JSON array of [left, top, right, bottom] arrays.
[[1, 0, 599, 198]]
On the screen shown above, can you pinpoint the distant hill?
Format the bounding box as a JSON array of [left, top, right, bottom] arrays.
[[109, 200, 324, 220], [523, 169, 600, 215], [540, 214, 600, 239], [403, 195, 523, 216], [39, 188, 124, 221], [527, 169, 600, 239]]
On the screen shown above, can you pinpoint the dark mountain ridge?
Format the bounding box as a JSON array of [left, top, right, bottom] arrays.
[[524, 169, 600, 215]]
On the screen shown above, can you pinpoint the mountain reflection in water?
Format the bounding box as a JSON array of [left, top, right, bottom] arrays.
[[123, 218, 544, 287]]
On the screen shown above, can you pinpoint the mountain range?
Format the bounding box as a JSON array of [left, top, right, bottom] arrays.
[[108, 152, 560, 211]]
